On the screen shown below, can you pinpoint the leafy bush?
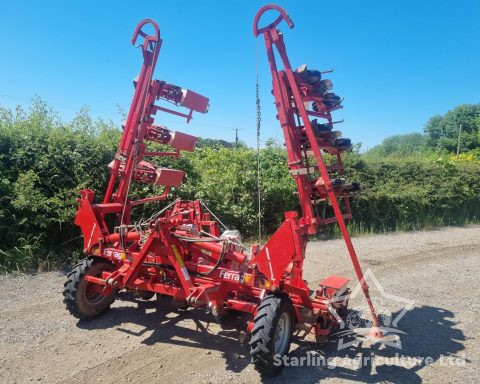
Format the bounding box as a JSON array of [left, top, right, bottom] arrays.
[[346, 153, 480, 232], [184, 143, 296, 236], [1, 99, 480, 272], [0, 99, 119, 271]]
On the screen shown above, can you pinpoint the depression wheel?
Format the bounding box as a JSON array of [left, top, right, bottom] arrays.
[[249, 294, 294, 376], [63, 258, 116, 320]]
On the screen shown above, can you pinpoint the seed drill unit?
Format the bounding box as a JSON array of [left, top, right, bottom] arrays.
[[64, 5, 382, 376]]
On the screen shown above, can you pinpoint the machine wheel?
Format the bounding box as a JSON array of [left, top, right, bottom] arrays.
[[249, 294, 294, 376], [63, 258, 116, 320]]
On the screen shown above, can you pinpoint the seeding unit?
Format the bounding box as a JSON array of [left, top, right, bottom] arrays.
[[64, 5, 382, 376]]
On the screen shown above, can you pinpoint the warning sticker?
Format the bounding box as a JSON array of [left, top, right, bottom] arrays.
[[171, 245, 190, 280]]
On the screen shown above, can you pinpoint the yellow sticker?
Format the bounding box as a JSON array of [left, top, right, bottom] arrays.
[[171, 245, 185, 268], [171, 245, 190, 280]]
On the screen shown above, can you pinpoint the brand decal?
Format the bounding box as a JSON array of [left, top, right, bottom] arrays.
[[219, 270, 252, 284], [104, 248, 124, 259]]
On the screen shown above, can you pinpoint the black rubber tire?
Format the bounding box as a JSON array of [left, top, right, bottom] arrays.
[[249, 294, 294, 376], [63, 258, 116, 320]]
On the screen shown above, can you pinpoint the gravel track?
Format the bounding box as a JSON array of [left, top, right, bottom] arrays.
[[1, 225, 479, 383]]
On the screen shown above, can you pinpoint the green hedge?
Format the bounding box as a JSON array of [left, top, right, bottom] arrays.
[[1, 100, 480, 272], [345, 153, 480, 233]]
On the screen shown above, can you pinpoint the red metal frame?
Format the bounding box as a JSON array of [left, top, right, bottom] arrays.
[[253, 5, 380, 334], [73, 10, 380, 349]]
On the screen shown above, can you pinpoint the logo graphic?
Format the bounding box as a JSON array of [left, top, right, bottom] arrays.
[[330, 268, 414, 350], [103, 248, 124, 259], [219, 269, 252, 284]]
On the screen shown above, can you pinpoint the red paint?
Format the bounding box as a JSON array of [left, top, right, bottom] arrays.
[[72, 10, 379, 347]]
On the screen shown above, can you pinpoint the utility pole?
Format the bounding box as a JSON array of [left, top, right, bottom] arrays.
[[456, 124, 462, 159], [232, 128, 241, 148]]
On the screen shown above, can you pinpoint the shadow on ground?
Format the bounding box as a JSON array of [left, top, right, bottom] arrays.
[[77, 294, 466, 383], [282, 306, 468, 384], [79, 292, 251, 373]]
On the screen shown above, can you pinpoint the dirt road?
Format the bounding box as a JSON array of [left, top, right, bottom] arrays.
[[1, 225, 479, 383]]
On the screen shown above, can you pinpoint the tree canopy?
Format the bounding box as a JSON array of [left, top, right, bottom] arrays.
[[368, 103, 480, 156], [424, 104, 480, 152]]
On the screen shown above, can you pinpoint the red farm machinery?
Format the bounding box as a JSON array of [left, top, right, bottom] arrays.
[[63, 5, 382, 376]]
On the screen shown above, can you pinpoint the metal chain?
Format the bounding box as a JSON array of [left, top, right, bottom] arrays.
[[256, 41, 262, 244]]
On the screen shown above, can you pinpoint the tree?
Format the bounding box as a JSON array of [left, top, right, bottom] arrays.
[[196, 138, 234, 149], [424, 104, 480, 152], [367, 133, 426, 156]]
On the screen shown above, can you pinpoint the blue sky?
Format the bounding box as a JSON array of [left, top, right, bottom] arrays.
[[0, 0, 479, 150]]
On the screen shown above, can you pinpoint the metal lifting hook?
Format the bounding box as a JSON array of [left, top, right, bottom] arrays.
[[253, 4, 294, 37], [131, 18, 161, 54]]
